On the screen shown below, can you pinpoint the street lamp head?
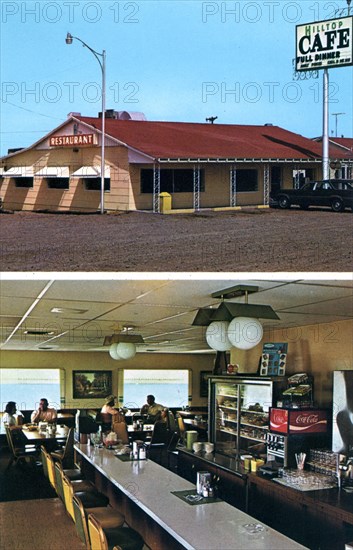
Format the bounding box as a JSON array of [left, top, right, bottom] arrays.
[[65, 32, 73, 45]]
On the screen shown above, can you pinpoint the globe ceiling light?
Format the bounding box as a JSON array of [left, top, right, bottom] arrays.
[[109, 343, 122, 360], [116, 342, 136, 360], [206, 321, 232, 352], [227, 316, 263, 350]]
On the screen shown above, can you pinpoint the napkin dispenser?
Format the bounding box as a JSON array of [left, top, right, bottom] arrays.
[[38, 422, 48, 433], [196, 471, 211, 495]]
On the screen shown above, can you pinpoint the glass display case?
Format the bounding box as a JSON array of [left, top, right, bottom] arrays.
[[208, 376, 286, 457]]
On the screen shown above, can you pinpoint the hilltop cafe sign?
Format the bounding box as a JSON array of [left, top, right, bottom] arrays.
[[296, 15, 353, 71]]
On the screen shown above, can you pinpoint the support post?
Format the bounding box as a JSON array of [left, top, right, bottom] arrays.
[[153, 164, 161, 213], [230, 166, 237, 207], [322, 69, 330, 180]]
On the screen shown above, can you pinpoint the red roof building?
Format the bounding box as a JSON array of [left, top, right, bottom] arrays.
[[1, 113, 352, 213]]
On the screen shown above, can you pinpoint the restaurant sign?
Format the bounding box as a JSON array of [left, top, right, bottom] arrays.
[[296, 16, 353, 72], [49, 134, 98, 147]]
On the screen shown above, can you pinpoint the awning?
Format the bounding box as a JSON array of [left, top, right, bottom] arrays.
[[35, 166, 70, 177], [2, 166, 35, 177], [71, 165, 111, 178]]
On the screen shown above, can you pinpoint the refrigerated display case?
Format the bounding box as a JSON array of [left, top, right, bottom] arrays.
[[208, 375, 286, 457]]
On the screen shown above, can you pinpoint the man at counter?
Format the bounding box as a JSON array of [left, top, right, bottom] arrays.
[[140, 395, 165, 422], [31, 398, 57, 423]]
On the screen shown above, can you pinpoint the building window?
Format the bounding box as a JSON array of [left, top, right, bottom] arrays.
[[14, 177, 33, 188], [46, 178, 70, 190], [271, 166, 282, 195], [84, 178, 110, 191], [236, 169, 258, 192], [141, 169, 205, 194], [122, 369, 189, 409], [0, 368, 62, 412]]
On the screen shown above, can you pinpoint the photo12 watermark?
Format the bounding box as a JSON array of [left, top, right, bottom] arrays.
[[1, 1, 141, 24]]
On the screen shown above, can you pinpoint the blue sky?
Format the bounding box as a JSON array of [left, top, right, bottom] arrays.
[[1, 0, 352, 156]]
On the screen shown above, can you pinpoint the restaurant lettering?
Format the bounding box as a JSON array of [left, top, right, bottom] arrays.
[[49, 134, 97, 147], [296, 16, 353, 72]]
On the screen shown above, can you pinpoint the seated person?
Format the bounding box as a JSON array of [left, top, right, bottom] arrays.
[[100, 395, 124, 432], [140, 395, 165, 423], [3, 401, 26, 447], [3, 401, 24, 428], [101, 395, 118, 416], [31, 398, 57, 423]]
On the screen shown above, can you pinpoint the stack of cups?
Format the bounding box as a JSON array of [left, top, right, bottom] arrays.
[[186, 430, 198, 450]]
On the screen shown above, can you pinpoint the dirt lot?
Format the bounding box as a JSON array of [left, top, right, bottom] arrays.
[[0, 208, 352, 272]]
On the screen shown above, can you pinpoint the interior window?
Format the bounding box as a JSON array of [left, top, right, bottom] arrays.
[[122, 369, 189, 409], [0, 368, 62, 412]]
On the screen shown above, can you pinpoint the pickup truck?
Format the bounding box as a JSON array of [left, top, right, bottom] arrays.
[[274, 180, 353, 213]]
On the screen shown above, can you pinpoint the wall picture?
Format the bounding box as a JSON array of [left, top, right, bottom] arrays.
[[73, 370, 112, 399]]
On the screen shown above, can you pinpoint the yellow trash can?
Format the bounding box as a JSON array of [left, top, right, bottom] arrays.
[[159, 192, 172, 213]]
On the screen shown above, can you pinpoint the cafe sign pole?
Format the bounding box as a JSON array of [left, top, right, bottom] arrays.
[[295, 14, 353, 180]]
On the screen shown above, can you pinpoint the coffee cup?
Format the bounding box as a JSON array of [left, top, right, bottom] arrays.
[[193, 442, 203, 453], [204, 442, 214, 454]]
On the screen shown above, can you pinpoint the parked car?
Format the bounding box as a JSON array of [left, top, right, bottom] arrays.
[[273, 180, 353, 213]]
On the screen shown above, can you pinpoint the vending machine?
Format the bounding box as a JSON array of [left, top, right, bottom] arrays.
[[267, 407, 330, 467]]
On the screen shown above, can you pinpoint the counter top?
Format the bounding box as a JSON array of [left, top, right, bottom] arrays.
[[75, 443, 307, 550]]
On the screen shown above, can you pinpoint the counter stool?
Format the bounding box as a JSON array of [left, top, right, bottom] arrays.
[[44, 449, 84, 498], [54, 462, 85, 502], [62, 474, 109, 521], [88, 513, 144, 550], [73, 494, 125, 549]]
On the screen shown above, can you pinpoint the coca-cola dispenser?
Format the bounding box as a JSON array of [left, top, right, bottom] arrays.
[[267, 407, 330, 467]]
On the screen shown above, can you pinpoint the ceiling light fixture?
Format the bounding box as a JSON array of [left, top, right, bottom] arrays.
[[192, 285, 279, 351], [104, 329, 144, 360]]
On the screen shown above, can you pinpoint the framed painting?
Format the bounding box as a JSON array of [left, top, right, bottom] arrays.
[[73, 370, 112, 399], [200, 370, 212, 398]]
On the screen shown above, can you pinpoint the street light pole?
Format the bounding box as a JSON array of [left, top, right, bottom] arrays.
[[66, 32, 106, 214]]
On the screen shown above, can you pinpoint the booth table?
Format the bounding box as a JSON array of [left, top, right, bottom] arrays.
[[22, 426, 67, 449], [74, 443, 307, 550]]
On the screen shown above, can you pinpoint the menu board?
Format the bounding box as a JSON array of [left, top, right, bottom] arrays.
[[260, 343, 288, 376]]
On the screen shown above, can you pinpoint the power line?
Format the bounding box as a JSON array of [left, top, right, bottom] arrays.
[[3, 100, 64, 121]]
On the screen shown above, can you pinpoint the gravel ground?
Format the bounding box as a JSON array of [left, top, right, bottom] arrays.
[[0, 208, 352, 272]]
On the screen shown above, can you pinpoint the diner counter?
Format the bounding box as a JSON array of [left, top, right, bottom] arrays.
[[178, 448, 353, 521], [177, 448, 353, 549], [75, 443, 307, 550]]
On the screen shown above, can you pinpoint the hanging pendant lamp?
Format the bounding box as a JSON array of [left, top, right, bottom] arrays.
[[192, 285, 279, 351]]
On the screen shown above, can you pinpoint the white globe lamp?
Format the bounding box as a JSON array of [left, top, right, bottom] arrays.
[[206, 321, 232, 351], [116, 342, 136, 360], [109, 343, 122, 360], [228, 317, 263, 350]]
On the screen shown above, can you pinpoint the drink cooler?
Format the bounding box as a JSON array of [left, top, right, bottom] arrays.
[[270, 407, 328, 434]]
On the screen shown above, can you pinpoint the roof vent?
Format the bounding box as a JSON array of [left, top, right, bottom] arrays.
[[264, 123, 273, 126], [99, 110, 146, 121]]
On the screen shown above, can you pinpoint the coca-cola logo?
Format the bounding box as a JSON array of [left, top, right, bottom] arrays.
[[273, 412, 286, 423], [295, 414, 319, 425]]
